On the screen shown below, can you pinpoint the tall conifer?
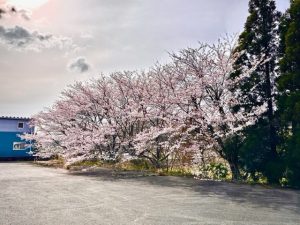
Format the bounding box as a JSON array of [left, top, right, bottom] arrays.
[[278, 0, 300, 187], [230, 0, 281, 182]]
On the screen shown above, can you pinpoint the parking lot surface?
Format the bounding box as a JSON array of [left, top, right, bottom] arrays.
[[0, 162, 299, 225]]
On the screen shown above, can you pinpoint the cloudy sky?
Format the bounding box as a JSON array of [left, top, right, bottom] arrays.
[[0, 0, 289, 117]]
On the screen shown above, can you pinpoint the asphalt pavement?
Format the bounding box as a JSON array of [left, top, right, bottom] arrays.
[[0, 162, 299, 225]]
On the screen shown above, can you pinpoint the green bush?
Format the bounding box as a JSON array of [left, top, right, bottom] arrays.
[[201, 163, 229, 180]]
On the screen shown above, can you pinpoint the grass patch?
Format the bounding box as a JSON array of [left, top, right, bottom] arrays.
[[70, 160, 103, 168], [157, 168, 194, 177], [116, 159, 155, 172], [34, 158, 64, 168]]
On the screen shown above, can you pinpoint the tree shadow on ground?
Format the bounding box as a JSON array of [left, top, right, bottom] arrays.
[[67, 167, 300, 213]]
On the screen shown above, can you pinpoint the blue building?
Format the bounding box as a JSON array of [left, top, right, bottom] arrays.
[[0, 116, 34, 159]]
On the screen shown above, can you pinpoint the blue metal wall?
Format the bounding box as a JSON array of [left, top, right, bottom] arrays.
[[0, 132, 32, 158], [0, 119, 31, 132], [0, 118, 33, 158]]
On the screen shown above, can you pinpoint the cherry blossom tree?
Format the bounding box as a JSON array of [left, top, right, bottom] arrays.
[[23, 36, 262, 178]]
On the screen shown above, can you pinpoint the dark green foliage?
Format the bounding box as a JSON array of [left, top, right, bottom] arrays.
[[277, 0, 300, 187], [222, 135, 243, 180], [285, 130, 300, 187], [231, 0, 281, 108], [229, 0, 282, 183], [239, 120, 270, 180], [239, 119, 284, 183]]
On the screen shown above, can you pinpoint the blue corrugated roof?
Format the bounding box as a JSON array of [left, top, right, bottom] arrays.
[[0, 116, 31, 120]]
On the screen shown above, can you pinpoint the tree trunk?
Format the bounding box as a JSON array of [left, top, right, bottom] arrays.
[[228, 160, 240, 181], [265, 62, 277, 160], [264, 62, 281, 184]]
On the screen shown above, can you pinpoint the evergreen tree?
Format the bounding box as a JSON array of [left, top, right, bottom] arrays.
[[278, 0, 300, 187], [230, 0, 281, 183], [239, 118, 284, 181]]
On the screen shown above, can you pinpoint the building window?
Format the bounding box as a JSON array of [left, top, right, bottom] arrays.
[[13, 142, 26, 150], [18, 122, 24, 129]]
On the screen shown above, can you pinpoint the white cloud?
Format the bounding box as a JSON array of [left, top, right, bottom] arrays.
[[67, 56, 91, 73], [0, 0, 289, 117], [0, 1, 31, 20]]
